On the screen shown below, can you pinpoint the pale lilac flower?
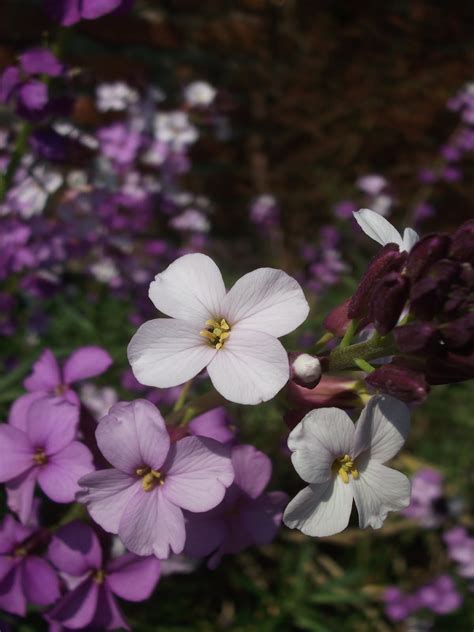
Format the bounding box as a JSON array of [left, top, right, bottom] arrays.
[[354, 208, 419, 253], [0, 514, 60, 616], [96, 81, 139, 112], [78, 399, 234, 558], [170, 209, 210, 233], [80, 383, 119, 420], [128, 253, 309, 404], [284, 395, 411, 537], [184, 81, 216, 107], [357, 174, 387, 196], [185, 445, 288, 568], [444, 527, 474, 579], [370, 193, 393, 217], [154, 112, 198, 150], [0, 398, 94, 523], [402, 468, 444, 527], [416, 575, 462, 615], [189, 407, 237, 444], [47, 521, 160, 630], [9, 346, 112, 427], [383, 587, 417, 622]]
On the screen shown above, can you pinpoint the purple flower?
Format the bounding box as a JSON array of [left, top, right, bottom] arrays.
[[47, 521, 160, 630], [188, 407, 237, 444], [383, 586, 417, 622], [19, 48, 64, 77], [9, 347, 112, 427], [185, 444, 288, 568], [98, 123, 142, 168], [0, 398, 93, 523], [0, 514, 60, 616], [444, 527, 474, 579], [402, 468, 444, 527], [78, 399, 234, 558], [416, 575, 462, 615], [43, 0, 134, 26]]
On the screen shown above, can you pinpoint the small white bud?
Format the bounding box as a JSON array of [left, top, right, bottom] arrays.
[[291, 353, 322, 388]]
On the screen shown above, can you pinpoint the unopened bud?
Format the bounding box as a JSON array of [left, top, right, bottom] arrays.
[[394, 322, 439, 353], [449, 219, 474, 265], [366, 364, 429, 403], [410, 259, 460, 320], [371, 272, 409, 335], [323, 298, 352, 336], [441, 313, 474, 351], [289, 353, 322, 389], [405, 234, 451, 282], [287, 374, 364, 410]]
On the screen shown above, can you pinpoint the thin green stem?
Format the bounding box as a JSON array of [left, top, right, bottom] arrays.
[[167, 389, 225, 427], [339, 319, 357, 348], [314, 331, 334, 353], [172, 379, 193, 412], [353, 358, 376, 373]]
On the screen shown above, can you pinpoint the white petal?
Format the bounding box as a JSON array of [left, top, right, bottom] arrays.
[[402, 227, 420, 253], [283, 478, 353, 537], [353, 208, 403, 248], [148, 253, 226, 324], [221, 268, 309, 337], [127, 318, 216, 388], [352, 461, 411, 529], [353, 395, 410, 463], [207, 329, 289, 405], [288, 408, 355, 484]]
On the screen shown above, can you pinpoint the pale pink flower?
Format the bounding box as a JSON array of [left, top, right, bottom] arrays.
[[127, 253, 309, 405]]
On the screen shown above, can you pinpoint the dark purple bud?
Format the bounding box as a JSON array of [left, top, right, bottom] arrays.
[[405, 234, 451, 282], [394, 322, 439, 353], [289, 352, 322, 389], [441, 313, 474, 351], [371, 272, 409, 335], [449, 219, 474, 265], [366, 364, 429, 403], [323, 298, 351, 336], [19, 48, 64, 77], [409, 259, 461, 321], [425, 351, 474, 384], [349, 244, 406, 320]]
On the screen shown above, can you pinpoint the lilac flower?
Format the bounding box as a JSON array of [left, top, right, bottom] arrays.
[[333, 199, 357, 219], [47, 521, 160, 630], [19, 48, 64, 77], [0, 514, 60, 615], [128, 253, 309, 405], [96, 82, 139, 112], [0, 398, 93, 523], [78, 399, 234, 558], [188, 407, 237, 444], [185, 445, 288, 568], [354, 208, 419, 253], [80, 383, 119, 420], [249, 194, 280, 228], [402, 468, 444, 527], [284, 395, 411, 537], [416, 575, 462, 615], [9, 346, 112, 427], [357, 174, 388, 196], [98, 123, 142, 168], [43, 0, 134, 26], [184, 81, 216, 107], [154, 112, 199, 150], [444, 527, 474, 579], [383, 587, 417, 622]]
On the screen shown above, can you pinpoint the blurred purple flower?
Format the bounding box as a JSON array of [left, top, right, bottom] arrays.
[[416, 575, 462, 615], [402, 468, 444, 527], [47, 521, 160, 630], [333, 199, 357, 219], [43, 0, 134, 26], [19, 48, 64, 77], [444, 527, 474, 579]]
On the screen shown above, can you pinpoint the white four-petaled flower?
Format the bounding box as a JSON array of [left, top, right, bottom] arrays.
[[354, 208, 419, 253], [284, 395, 411, 537], [128, 253, 309, 405]]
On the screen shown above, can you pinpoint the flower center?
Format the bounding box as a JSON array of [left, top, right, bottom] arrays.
[[136, 466, 165, 492], [332, 454, 359, 484], [93, 569, 106, 584], [33, 448, 48, 466], [200, 318, 231, 350], [54, 384, 68, 396], [13, 546, 27, 558]]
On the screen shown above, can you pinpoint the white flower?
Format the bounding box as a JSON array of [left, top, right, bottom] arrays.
[[354, 208, 419, 253], [154, 112, 198, 150], [96, 82, 139, 112], [184, 81, 216, 107], [170, 209, 210, 233], [284, 395, 411, 537], [127, 253, 309, 405], [80, 383, 118, 420]]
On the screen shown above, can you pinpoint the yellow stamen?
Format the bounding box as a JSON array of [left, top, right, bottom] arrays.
[[93, 569, 106, 584], [14, 546, 27, 557], [200, 317, 231, 350], [136, 466, 165, 492], [33, 449, 48, 466], [332, 454, 359, 484]]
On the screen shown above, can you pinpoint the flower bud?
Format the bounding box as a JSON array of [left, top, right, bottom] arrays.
[[366, 364, 429, 403], [425, 350, 474, 384], [449, 219, 474, 265], [441, 313, 474, 351], [289, 353, 322, 389], [287, 374, 365, 411], [323, 298, 351, 336], [409, 259, 460, 321], [394, 322, 439, 353], [405, 234, 451, 282], [371, 272, 409, 335], [348, 244, 406, 320]]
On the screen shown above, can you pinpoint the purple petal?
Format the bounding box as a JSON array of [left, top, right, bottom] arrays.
[[119, 488, 185, 558], [81, 0, 124, 19], [63, 346, 112, 384], [8, 392, 47, 431], [19, 48, 64, 77], [0, 66, 20, 103], [188, 407, 236, 444], [0, 425, 33, 481], [0, 565, 26, 616], [24, 349, 61, 392], [48, 521, 102, 575], [241, 490, 288, 546], [26, 398, 79, 455], [22, 556, 60, 606], [231, 445, 271, 499], [47, 578, 98, 629], [96, 399, 170, 473], [78, 469, 140, 534], [0, 557, 16, 583], [6, 469, 37, 525], [93, 584, 130, 631], [164, 436, 234, 512], [184, 514, 226, 558], [43, 0, 81, 25], [0, 515, 34, 551], [38, 442, 94, 503], [106, 553, 160, 601]]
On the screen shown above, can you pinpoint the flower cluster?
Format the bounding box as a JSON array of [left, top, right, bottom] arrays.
[[384, 575, 462, 622]]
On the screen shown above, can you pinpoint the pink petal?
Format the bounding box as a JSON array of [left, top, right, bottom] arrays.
[[8, 392, 47, 431], [26, 398, 79, 456], [48, 521, 102, 575], [119, 488, 185, 558], [96, 399, 170, 473], [127, 318, 216, 388], [0, 425, 33, 481], [231, 445, 271, 498], [38, 442, 94, 503], [22, 556, 60, 606], [63, 346, 113, 384], [207, 329, 289, 404], [0, 565, 26, 616], [148, 253, 225, 324], [78, 469, 141, 533], [6, 469, 37, 525], [107, 553, 161, 601], [23, 349, 61, 392], [48, 578, 99, 629], [221, 268, 309, 337]]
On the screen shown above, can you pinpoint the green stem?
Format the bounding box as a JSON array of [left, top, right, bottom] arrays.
[[314, 331, 334, 353], [354, 358, 376, 373], [172, 379, 193, 412], [328, 336, 397, 372], [167, 389, 225, 427], [339, 319, 357, 348]]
